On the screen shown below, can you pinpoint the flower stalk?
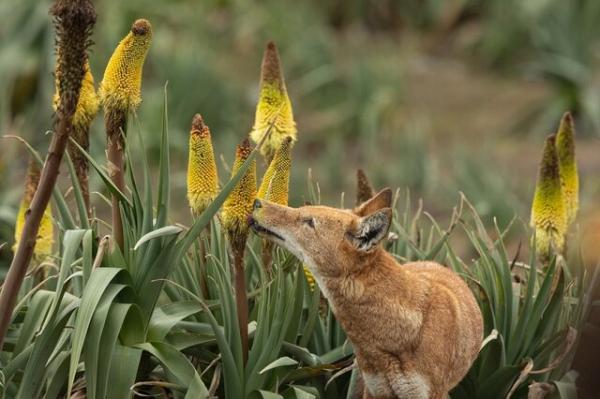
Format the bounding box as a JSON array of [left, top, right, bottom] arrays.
[[0, 0, 96, 351], [220, 139, 256, 364], [186, 114, 219, 296], [99, 18, 152, 251]]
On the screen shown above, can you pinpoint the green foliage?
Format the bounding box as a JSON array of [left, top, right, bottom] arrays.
[[1, 1, 598, 397], [446, 202, 596, 398], [1, 110, 595, 397]]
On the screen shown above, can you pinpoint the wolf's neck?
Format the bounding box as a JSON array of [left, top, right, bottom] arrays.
[[309, 248, 405, 307]]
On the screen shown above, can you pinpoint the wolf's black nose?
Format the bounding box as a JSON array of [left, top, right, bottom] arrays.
[[253, 199, 262, 210]]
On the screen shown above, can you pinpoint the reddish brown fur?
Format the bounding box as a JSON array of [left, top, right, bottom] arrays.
[[250, 189, 483, 398]]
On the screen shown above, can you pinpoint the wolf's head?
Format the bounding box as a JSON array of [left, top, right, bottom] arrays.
[[249, 188, 392, 278]]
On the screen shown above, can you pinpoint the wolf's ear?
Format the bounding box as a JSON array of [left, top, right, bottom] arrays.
[[354, 188, 392, 217], [347, 208, 392, 252]]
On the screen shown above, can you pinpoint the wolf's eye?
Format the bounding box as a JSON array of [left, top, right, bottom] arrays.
[[303, 218, 315, 228]]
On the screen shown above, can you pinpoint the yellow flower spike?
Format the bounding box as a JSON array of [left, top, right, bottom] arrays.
[[99, 19, 152, 113], [303, 264, 316, 291], [221, 139, 257, 252], [530, 134, 568, 259], [257, 136, 292, 205], [222, 140, 256, 366], [187, 114, 219, 216], [54, 61, 100, 129], [100, 19, 152, 251], [13, 160, 54, 261], [555, 112, 579, 225], [249, 41, 297, 161]]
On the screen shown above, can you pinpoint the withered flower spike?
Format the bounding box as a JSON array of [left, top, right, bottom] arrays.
[[192, 113, 206, 133], [0, 0, 96, 351], [52, 0, 96, 118], [356, 168, 375, 205], [555, 111, 579, 225], [262, 41, 284, 89]]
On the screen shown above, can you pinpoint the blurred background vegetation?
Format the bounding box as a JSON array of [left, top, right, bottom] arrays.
[[2, 0, 600, 264], [1, 0, 600, 396], [2, 1, 600, 276]]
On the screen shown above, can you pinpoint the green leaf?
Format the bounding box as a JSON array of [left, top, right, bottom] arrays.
[[509, 247, 539, 363], [65, 153, 91, 229], [13, 290, 53, 354], [299, 285, 322, 347], [46, 230, 87, 325], [477, 364, 521, 399], [291, 386, 317, 399], [96, 303, 139, 399], [259, 390, 285, 399], [148, 300, 204, 341], [156, 84, 171, 229], [45, 351, 70, 399], [177, 282, 243, 398], [6, 134, 76, 229], [260, 357, 299, 374], [281, 342, 319, 367], [284, 268, 305, 343], [134, 225, 183, 250], [134, 235, 180, 320], [519, 260, 558, 360], [82, 230, 94, 286], [553, 380, 577, 399], [132, 115, 154, 237], [135, 341, 209, 398], [107, 345, 142, 399], [67, 268, 126, 395], [69, 138, 131, 207], [319, 343, 354, 364], [84, 283, 126, 399], [16, 300, 79, 399]]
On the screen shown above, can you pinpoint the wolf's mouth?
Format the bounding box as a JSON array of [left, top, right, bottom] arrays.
[[248, 217, 285, 242]]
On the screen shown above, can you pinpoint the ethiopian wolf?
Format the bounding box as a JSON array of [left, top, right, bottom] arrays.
[[249, 188, 483, 399]]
